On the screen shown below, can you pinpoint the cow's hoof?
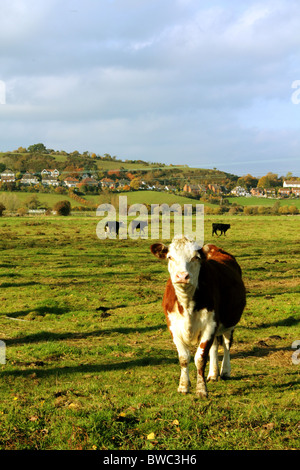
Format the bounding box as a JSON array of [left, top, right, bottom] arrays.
[[196, 384, 208, 398], [220, 373, 231, 380], [177, 381, 190, 394], [207, 375, 219, 382], [177, 386, 189, 394], [195, 390, 208, 399]]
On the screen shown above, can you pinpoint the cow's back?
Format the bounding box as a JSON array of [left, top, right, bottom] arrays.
[[195, 244, 246, 328]]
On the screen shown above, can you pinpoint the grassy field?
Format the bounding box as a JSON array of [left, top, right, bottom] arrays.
[[227, 196, 300, 209], [0, 191, 78, 209], [0, 190, 215, 211], [0, 214, 299, 450], [85, 190, 215, 207], [3, 189, 300, 214]]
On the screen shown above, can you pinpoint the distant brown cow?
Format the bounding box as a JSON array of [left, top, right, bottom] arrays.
[[150, 235, 246, 398]]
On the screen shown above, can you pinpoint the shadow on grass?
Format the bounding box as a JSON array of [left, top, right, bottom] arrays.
[[0, 356, 177, 379], [5, 324, 167, 346], [239, 315, 300, 329], [0, 281, 39, 288], [5, 304, 71, 319]]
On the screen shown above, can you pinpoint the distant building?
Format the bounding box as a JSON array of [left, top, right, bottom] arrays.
[[251, 188, 265, 197], [278, 188, 291, 197], [80, 177, 99, 187], [283, 180, 300, 188], [41, 175, 60, 187], [208, 183, 222, 194], [264, 188, 276, 197], [101, 178, 115, 189], [183, 184, 199, 194], [41, 169, 60, 178], [20, 172, 39, 185], [231, 186, 250, 197], [64, 177, 79, 188], [117, 179, 131, 189], [1, 169, 15, 183], [292, 188, 300, 197]]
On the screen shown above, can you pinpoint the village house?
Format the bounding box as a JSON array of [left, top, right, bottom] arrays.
[[183, 184, 200, 194], [231, 186, 251, 197], [283, 180, 300, 188], [292, 188, 300, 197], [100, 178, 115, 189], [20, 172, 39, 185], [64, 177, 79, 188], [41, 175, 60, 187], [208, 183, 222, 194], [264, 188, 276, 197], [80, 177, 99, 187], [278, 188, 291, 197], [164, 185, 177, 192], [1, 169, 16, 183], [251, 188, 265, 197], [41, 169, 60, 178], [117, 178, 131, 189]]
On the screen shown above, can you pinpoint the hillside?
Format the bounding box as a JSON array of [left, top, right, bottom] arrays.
[[0, 145, 299, 217], [0, 146, 239, 189]]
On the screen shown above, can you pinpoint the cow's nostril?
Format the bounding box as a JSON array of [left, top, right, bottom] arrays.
[[176, 272, 190, 281]]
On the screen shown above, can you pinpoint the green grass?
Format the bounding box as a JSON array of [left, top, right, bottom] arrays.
[[85, 190, 214, 207], [1, 189, 300, 214], [228, 196, 300, 209], [0, 214, 299, 450], [0, 191, 77, 208]]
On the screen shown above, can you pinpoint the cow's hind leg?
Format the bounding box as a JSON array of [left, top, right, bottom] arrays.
[[220, 329, 234, 379], [207, 337, 219, 382]]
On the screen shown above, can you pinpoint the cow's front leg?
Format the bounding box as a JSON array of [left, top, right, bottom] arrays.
[[195, 317, 217, 398], [173, 337, 191, 394]]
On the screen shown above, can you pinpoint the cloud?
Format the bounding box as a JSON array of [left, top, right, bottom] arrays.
[[0, 0, 300, 176]]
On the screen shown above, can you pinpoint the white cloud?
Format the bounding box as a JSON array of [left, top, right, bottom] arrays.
[[0, 0, 300, 175]]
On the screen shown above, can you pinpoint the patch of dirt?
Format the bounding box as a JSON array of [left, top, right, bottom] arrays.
[[267, 350, 293, 367]]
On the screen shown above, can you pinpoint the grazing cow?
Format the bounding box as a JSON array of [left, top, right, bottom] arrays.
[[104, 221, 123, 235], [131, 220, 148, 235], [212, 223, 230, 237], [150, 235, 246, 398]]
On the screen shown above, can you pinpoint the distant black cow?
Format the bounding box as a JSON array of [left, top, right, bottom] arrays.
[[212, 223, 231, 237], [131, 220, 148, 235], [104, 221, 123, 235]]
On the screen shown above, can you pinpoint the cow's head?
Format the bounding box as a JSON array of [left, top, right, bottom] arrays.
[[151, 235, 203, 292]]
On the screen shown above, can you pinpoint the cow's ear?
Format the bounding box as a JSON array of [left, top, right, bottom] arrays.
[[198, 246, 208, 260], [150, 243, 169, 259]]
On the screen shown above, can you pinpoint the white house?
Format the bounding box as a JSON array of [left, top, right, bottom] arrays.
[[41, 169, 60, 178], [64, 177, 79, 188], [1, 169, 15, 183], [41, 175, 60, 186], [20, 173, 39, 185], [231, 186, 251, 197], [283, 180, 300, 188]]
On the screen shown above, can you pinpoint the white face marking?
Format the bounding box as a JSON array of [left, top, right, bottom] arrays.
[[167, 236, 201, 289]]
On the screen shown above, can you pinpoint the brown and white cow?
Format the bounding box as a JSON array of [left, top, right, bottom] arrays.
[[150, 235, 246, 398]]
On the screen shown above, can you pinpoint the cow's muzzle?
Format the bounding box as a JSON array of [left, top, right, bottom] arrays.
[[174, 271, 190, 284]]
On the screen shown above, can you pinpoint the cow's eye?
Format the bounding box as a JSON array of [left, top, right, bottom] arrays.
[[168, 256, 174, 261]]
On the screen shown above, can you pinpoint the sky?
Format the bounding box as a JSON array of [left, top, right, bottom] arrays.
[[0, 0, 300, 177]]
